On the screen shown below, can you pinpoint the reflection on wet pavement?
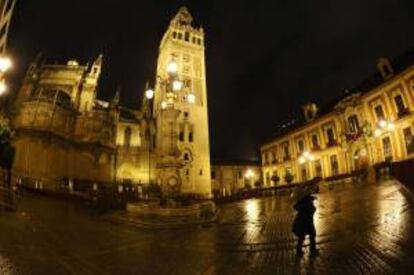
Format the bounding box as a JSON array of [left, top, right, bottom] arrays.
[[1, 180, 414, 274]]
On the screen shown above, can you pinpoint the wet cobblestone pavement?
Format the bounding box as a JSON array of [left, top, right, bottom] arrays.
[[1, 180, 414, 274]]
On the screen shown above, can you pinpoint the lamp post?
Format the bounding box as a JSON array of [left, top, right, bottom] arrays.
[[0, 55, 13, 209], [144, 87, 154, 186]]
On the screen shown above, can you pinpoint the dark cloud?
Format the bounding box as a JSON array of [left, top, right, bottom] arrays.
[[7, 0, 414, 160]]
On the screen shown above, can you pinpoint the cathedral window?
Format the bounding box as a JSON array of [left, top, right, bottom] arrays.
[[178, 32, 182, 40], [199, 169, 203, 176], [189, 132, 193, 142], [197, 38, 201, 45], [192, 36, 196, 44], [179, 131, 184, 142], [184, 32, 190, 42], [172, 31, 177, 39], [184, 153, 189, 161]]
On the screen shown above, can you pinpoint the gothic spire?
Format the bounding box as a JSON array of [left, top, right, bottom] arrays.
[[171, 6, 193, 26], [111, 86, 120, 106]]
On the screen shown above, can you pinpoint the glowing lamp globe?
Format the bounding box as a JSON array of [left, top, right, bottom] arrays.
[[245, 169, 254, 179], [0, 56, 12, 72], [167, 60, 178, 74], [379, 120, 387, 128], [172, 80, 183, 91], [187, 93, 195, 104], [387, 122, 395, 131], [145, 89, 154, 99]]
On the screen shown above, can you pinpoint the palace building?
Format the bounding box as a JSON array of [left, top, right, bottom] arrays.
[[261, 49, 414, 186], [11, 7, 212, 197]]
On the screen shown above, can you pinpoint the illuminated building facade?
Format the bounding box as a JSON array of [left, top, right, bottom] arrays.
[[11, 7, 212, 197], [211, 161, 261, 197], [261, 51, 414, 186]]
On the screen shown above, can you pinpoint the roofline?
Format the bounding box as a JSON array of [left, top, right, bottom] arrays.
[[260, 63, 414, 151]]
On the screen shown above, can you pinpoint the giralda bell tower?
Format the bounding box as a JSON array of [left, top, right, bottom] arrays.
[[153, 7, 211, 197]]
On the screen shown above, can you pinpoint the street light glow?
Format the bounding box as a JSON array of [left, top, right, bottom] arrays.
[[172, 80, 183, 91], [298, 151, 314, 164], [245, 169, 254, 179], [374, 119, 395, 137], [0, 81, 7, 95], [0, 56, 12, 72], [145, 88, 154, 99], [187, 93, 195, 104], [167, 60, 178, 74], [160, 101, 167, 109]]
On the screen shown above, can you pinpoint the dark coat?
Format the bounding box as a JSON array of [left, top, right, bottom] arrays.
[[292, 195, 316, 237]]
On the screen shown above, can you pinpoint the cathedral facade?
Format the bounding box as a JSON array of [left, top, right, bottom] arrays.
[[11, 7, 212, 197]]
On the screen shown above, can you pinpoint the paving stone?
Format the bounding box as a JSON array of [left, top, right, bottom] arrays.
[[1, 180, 414, 274]]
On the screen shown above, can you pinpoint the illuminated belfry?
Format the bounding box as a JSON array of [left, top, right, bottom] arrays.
[[153, 7, 212, 197]]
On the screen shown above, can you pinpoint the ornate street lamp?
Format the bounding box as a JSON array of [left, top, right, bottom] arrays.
[[374, 119, 395, 137], [298, 150, 314, 164], [145, 88, 154, 100], [0, 56, 12, 73], [0, 55, 12, 97]]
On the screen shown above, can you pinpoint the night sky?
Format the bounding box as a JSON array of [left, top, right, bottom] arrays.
[[7, 0, 414, 161]]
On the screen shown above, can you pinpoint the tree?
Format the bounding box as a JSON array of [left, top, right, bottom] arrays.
[[271, 175, 281, 185], [284, 172, 294, 184], [254, 180, 263, 189]]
